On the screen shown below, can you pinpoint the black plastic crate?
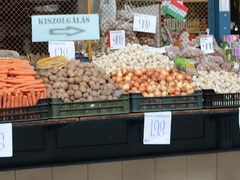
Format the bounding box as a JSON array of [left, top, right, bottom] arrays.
[[50, 94, 130, 119], [203, 89, 240, 108], [130, 91, 203, 113], [0, 99, 50, 122]]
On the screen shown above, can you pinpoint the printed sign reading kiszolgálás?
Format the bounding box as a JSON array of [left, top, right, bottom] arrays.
[[32, 14, 100, 42]]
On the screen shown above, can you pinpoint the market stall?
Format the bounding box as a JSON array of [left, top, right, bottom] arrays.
[[0, 0, 238, 172]]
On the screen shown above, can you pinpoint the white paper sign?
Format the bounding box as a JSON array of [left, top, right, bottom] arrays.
[[144, 112, 172, 145], [0, 123, 13, 158], [109, 30, 125, 49], [200, 36, 214, 54], [234, 62, 240, 70], [219, 0, 230, 12], [133, 13, 157, 34], [147, 46, 168, 54], [48, 41, 75, 60]]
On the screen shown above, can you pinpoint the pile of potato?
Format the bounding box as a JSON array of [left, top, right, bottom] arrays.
[[37, 60, 123, 102]]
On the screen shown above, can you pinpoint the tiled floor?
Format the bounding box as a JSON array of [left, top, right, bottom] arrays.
[[2, 151, 240, 180]]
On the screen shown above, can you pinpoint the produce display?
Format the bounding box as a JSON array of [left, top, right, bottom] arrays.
[[193, 70, 240, 93], [93, 44, 174, 74], [112, 67, 196, 97], [0, 59, 47, 108], [37, 60, 124, 103], [165, 35, 239, 73]]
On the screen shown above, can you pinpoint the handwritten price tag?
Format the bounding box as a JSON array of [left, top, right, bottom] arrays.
[[49, 41, 75, 60], [144, 112, 172, 145], [0, 123, 12, 158], [200, 36, 214, 54], [109, 30, 125, 49], [133, 14, 157, 34]]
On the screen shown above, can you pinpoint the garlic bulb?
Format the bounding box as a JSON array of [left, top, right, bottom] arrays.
[[193, 70, 240, 93], [93, 44, 174, 74]]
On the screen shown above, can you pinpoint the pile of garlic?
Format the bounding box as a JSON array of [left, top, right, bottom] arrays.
[[193, 70, 240, 93], [93, 44, 174, 74]]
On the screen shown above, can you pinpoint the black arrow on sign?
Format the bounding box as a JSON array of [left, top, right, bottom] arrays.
[[49, 26, 85, 36]]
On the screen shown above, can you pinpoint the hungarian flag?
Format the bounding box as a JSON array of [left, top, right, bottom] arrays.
[[161, 0, 183, 13], [167, 0, 189, 20]]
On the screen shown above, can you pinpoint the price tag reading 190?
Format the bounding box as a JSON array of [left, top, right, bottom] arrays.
[[109, 30, 125, 50], [144, 112, 172, 145], [133, 13, 157, 34], [48, 41, 75, 60]]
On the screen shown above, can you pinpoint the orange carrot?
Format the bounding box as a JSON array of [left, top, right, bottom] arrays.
[[36, 93, 41, 102], [23, 96, 28, 107], [21, 88, 45, 93], [14, 80, 43, 89], [27, 93, 33, 106], [0, 93, 2, 108], [16, 76, 35, 80], [30, 90, 37, 105], [15, 94, 19, 107], [7, 93, 11, 108], [9, 71, 36, 76], [19, 95, 23, 107], [11, 95, 14, 108], [24, 84, 45, 89], [40, 93, 44, 99]]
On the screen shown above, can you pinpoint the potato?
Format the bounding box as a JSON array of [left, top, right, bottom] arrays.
[[74, 77, 81, 84], [88, 81, 95, 86], [90, 76, 97, 82], [99, 95, 107, 100], [61, 82, 68, 90], [63, 98, 71, 103], [82, 75, 89, 82], [58, 88, 65, 94], [68, 78, 74, 84], [99, 78, 106, 85], [83, 93, 89, 98], [70, 96, 75, 101], [67, 69, 75, 77], [73, 85, 79, 91], [43, 77, 49, 83], [38, 60, 120, 103], [53, 82, 61, 89], [67, 89, 75, 96], [79, 85, 87, 93], [87, 96, 93, 101], [90, 91, 98, 97], [75, 91, 82, 99]]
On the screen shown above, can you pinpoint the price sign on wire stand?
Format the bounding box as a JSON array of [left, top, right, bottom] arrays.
[[0, 123, 13, 158], [108, 30, 125, 49], [133, 13, 157, 34], [48, 41, 75, 60], [200, 36, 214, 54], [144, 112, 172, 145]]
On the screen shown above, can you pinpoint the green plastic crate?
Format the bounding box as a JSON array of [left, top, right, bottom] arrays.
[[50, 94, 130, 119], [130, 91, 203, 113]]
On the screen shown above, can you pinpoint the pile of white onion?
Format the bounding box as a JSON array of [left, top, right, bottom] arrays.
[[112, 67, 196, 97], [93, 44, 174, 74], [193, 70, 240, 93]]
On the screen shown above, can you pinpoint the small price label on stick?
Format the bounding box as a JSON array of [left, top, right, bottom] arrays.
[[144, 112, 172, 145], [133, 14, 157, 34], [48, 41, 75, 60], [200, 36, 214, 54], [0, 123, 12, 158], [108, 30, 125, 49]]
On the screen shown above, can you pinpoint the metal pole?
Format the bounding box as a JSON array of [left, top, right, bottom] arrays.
[[87, 0, 93, 60]]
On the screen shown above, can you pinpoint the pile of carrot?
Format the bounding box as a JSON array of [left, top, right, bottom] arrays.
[[0, 59, 47, 108]]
